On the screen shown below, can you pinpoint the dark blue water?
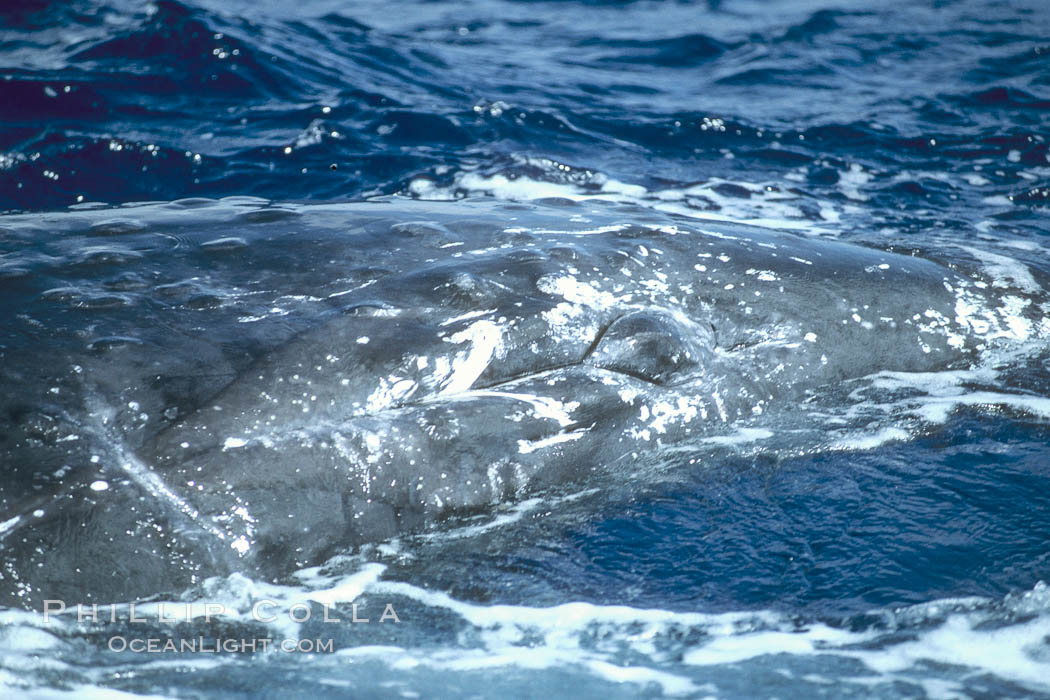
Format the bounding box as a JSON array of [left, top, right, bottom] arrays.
[[379, 412, 1050, 618], [3, 0, 1050, 697], [3, 0, 1049, 235]]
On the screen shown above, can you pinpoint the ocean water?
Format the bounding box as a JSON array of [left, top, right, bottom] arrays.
[[2, 0, 1050, 697]]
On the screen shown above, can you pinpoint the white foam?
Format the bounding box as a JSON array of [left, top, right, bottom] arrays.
[[838, 163, 872, 201], [960, 245, 1042, 293], [8, 686, 177, 699], [530, 224, 630, 236], [296, 562, 387, 607], [850, 365, 1050, 427], [854, 612, 1050, 686], [700, 427, 774, 446], [829, 426, 911, 451], [910, 391, 1050, 423], [683, 623, 863, 665], [418, 497, 548, 542], [8, 557, 1050, 698], [408, 161, 847, 236]]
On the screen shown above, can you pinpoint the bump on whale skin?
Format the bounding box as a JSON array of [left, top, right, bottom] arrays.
[[586, 310, 715, 385], [0, 196, 1046, 609]]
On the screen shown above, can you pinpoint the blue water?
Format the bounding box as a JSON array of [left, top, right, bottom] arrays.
[[4, 0, 1049, 228], [3, 0, 1050, 697], [419, 415, 1050, 615]]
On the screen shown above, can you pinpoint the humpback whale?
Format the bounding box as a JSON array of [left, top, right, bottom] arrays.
[[0, 196, 1045, 609]]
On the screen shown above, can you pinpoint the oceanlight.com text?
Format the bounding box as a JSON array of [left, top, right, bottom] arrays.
[[107, 636, 336, 654]]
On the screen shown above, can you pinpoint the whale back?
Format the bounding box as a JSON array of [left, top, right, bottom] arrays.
[[1, 196, 1046, 607]]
